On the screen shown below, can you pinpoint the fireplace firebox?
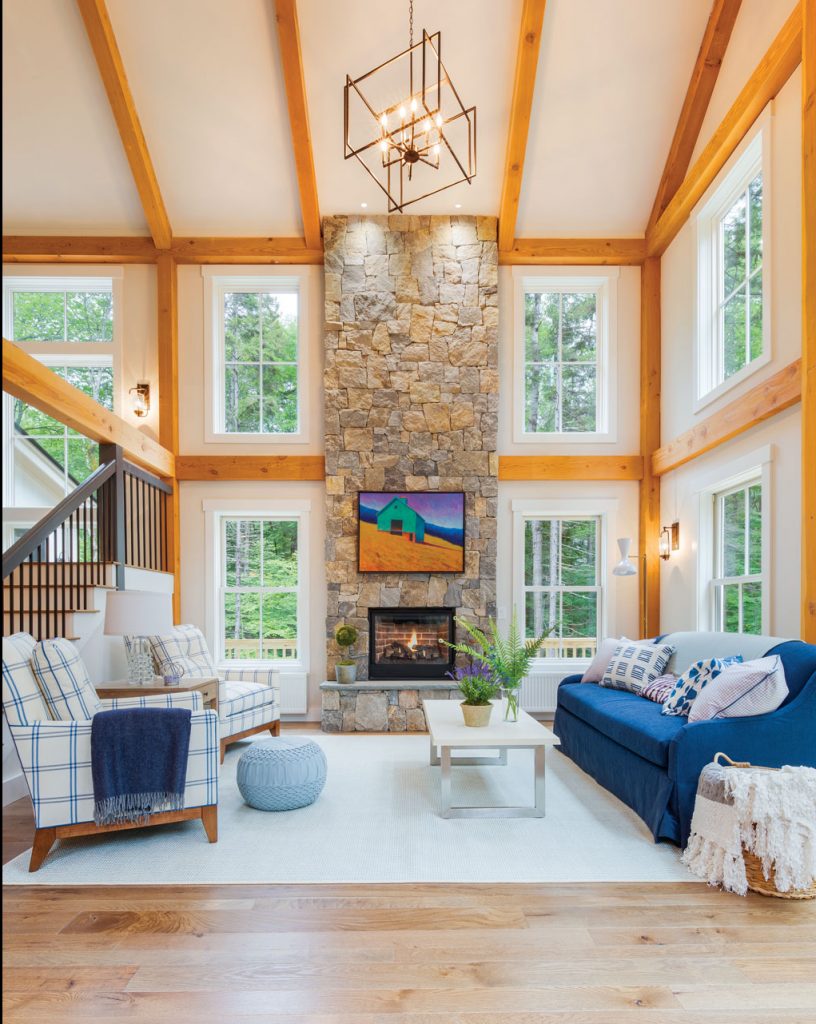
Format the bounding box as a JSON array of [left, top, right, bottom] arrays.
[[368, 607, 455, 680]]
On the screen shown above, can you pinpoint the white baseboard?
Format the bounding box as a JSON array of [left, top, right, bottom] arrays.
[[2, 772, 27, 807]]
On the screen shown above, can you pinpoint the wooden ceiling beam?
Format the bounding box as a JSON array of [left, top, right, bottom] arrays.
[[274, 0, 322, 251], [170, 236, 323, 264], [2, 235, 159, 263], [497, 0, 547, 253], [175, 455, 325, 481], [498, 456, 644, 481], [647, 0, 742, 234], [647, 3, 802, 258], [500, 238, 645, 266], [75, 0, 172, 250]]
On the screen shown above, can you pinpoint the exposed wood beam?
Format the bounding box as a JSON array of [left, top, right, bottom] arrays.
[[156, 254, 181, 621], [2, 235, 159, 263], [651, 360, 802, 477], [647, 3, 802, 258], [639, 258, 661, 637], [75, 0, 172, 250], [170, 237, 323, 264], [2, 339, 174, 477], [274, 0, 321, 251], [175, 455, 326, 481], [499, 238, 645, 266], [497, 0, 547, 252], [647, 0, 742, 233], [498, 456, 644, 481], [801, 0, 816, 640]]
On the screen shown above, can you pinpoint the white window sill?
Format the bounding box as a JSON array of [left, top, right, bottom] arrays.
[[695, 349, 772, 414]]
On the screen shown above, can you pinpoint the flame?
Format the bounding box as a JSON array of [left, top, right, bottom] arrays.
[[408, 630, 418, 649]]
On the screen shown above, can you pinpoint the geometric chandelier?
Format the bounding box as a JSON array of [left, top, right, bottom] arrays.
[[344, 0, 476, 212]]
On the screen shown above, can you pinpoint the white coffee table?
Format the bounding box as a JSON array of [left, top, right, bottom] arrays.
[[423, 699, 560, 819]]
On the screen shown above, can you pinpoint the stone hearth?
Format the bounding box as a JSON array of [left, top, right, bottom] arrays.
[[320, 681, 464, 732]]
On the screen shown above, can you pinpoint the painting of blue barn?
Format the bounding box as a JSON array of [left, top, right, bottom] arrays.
[[358, 491, 465, 573], [376, 496, 425, 543]]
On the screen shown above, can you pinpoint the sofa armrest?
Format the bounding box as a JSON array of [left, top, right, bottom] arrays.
[[558, 673, 584, 688], [100, 691, 204, 712], [9, 709, 219, 829]]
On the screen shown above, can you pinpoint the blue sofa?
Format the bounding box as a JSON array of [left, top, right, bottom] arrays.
[[553, 632, 816, 847]]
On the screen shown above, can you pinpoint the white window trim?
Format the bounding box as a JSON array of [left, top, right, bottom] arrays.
[[2, 268, 123, 508], [202, 266, 309, 444], [694, 107, 773, 412], [203, 497, 310, 672], [512, 266, 619, 444], [696, 445, 772, 634], [511, 497, 618, 672]]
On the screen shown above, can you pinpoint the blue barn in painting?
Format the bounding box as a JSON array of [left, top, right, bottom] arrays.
[[376, 496, 426, 543]]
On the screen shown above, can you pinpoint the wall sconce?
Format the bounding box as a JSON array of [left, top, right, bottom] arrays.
[[129, 382, 150, 418], [659, 522, 680, 560]]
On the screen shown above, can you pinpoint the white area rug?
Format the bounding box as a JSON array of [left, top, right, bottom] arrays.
[[3, 733, 688, 885]]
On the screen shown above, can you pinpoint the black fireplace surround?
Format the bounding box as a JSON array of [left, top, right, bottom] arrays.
[[368, 607, 455, 680]]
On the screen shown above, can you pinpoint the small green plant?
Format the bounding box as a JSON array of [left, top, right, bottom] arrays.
[[448, 663, 501, 706], [334, 623, 359, 666]]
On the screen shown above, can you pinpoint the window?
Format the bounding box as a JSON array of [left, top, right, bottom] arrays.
[[696, 113, 771, 406], [513, 269, 617, 442], [205, 272, 303, 440], [712, 479, 764, 634], [2, 274, 120, 507]]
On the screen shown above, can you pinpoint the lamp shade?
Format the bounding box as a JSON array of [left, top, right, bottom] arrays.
[[611, 537, 638, 577], [104, 590, 174, 637]]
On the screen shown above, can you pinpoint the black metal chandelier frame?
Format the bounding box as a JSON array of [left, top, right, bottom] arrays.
[[344, 28, 476, 212]]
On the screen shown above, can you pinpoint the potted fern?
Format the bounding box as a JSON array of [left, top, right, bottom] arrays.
[[447, 663, 501, 727], [334, 623, 359, 684], [444, 610, 552, 722]]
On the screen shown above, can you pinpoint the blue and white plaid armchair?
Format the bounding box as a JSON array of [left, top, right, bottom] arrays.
[[2, 633, 219, 871]]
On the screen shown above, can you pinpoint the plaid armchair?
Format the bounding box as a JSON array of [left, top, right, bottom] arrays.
[[2, 633, 219, 871], [126, 625, 281, 762]]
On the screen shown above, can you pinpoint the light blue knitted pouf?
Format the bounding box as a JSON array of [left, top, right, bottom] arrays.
[[236, 737, 327, 811]]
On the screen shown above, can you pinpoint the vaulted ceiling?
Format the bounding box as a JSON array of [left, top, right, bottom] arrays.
[[0, 0, 794, 240]]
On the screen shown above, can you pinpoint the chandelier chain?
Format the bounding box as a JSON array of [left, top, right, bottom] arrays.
[[409, 0, 413, 49]]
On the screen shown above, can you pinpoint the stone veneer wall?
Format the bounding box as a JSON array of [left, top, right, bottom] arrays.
[[323, 214, 499, 693]]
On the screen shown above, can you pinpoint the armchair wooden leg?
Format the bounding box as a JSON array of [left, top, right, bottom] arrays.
[[29, 828, 57, 872], [269, 721, 280, 737], [220, 740, 226, 764], [201, 805, 218, 843]]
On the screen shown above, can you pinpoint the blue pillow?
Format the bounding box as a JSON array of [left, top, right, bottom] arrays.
[[662, 655, 743, 717]]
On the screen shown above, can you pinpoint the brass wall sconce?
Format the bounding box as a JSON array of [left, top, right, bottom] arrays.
[[659, 522, 680, 560], [129, 382, 150, 418]]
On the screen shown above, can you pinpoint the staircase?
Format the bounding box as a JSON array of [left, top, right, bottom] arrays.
[[3, 561, 116, 641]]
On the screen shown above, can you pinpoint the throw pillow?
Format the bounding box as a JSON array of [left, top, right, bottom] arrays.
[[661, 655, 743, 717], [581, 637, 632, 683], [688, 655, 788, 722], [600, 642, 676, 695], [640, 674, 676, 704], [31, 638, 103, 721], [156, 655, 208, 680]]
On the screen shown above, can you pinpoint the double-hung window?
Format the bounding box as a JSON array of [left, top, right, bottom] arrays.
[[712, 479, 764, 634], [205, 271, 303, 441], [514, 269, 617, 442], [2, 274, 120, 513], [696, 113, 771, 406]]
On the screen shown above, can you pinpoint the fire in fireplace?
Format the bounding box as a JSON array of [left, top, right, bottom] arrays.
[[368, 607, 455, 680]]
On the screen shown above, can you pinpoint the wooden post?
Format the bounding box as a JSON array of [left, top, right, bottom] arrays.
[[803, 0, 816, 641], [100, 444, 126, 590], [640, 259, 662, 637], [157, 253, 181, 623]]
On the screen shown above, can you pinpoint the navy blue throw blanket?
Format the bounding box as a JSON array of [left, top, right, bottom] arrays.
[[91, 708, 192, 826]]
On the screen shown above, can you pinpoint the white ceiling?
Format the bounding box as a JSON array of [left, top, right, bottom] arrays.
[[0, 0, 766, 240]]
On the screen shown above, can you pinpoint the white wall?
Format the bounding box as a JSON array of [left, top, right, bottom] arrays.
[[179, 480, 327, 720]]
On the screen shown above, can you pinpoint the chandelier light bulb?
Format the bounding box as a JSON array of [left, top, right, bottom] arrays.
[[410, 97, 417, 112], [435, 113, 443, 127], [433, 143, 440, 156], [422, 118, 431, 133], [399, 105, 406, 120], [379, 139, 388, 152], [380, 113, 388, 128]]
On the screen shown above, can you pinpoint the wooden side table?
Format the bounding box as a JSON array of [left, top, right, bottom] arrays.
[[96, 677, 219, 714]]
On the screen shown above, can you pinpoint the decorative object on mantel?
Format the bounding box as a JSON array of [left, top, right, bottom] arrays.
[[104, 590, 173, 684], [334, 623, 359, 684], [343, 0, 476, 211], [448, 663, 500, 727], [358, 492, 465, 573], [444, 610, 552, 723], [683, 753, 816, 899]]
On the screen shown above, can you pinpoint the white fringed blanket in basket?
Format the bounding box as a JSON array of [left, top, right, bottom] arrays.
[[682, 754, 816, 896]]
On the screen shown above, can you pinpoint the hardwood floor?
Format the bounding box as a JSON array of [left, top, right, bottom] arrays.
[[4, 730, 816, 1022]]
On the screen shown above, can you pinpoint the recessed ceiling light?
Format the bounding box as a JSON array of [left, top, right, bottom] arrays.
[[361, 202, 368, 208], [455, 203, 462, 209]]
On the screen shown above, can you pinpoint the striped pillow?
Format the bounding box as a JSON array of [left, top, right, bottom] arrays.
[[600, 642, 675, 695], [688, 655, 788, 722], [640, 674, 676, 704], [31, 639, 103, 721]]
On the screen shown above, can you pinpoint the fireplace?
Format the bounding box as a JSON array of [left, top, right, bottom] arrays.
[[368, 607, 455, 680]]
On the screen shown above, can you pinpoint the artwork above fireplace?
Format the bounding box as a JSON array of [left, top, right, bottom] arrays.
[[368, 607, 455, 680]]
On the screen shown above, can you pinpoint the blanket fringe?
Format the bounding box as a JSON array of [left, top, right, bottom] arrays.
[[94, 791, 186, 827]]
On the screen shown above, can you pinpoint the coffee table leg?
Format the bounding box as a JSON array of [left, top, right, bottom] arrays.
[[440, 745, 452, 817], [535, 745, 546, 816], [429, 736, 440, 767]]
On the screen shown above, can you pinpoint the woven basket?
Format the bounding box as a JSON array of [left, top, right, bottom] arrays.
[[714, 753, 816, 900]]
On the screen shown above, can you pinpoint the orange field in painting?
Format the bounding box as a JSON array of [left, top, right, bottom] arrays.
[[358, 520, 463, 572]]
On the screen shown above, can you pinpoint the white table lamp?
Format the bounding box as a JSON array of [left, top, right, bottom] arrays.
[[104, 590, 174, 684]]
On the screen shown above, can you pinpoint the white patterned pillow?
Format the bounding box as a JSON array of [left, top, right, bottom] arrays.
[[127, 625, 216, 677], [662, 655, 743, 717], [31, 639, 103, 721], [600, 642, 675, 695], [688, 656, 787, 722]]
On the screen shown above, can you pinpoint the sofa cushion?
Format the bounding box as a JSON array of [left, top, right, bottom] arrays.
[[688, 655, 788, 721], [2, 633, 49, 726], [128, 625, 217, 677], [601, 641, 675, 695], [220, 680, 277, 718], [662, 656, 742, 717], [31, 639, 103, 721], [660, 631, 787, 677], [557, 682, 686, 767]]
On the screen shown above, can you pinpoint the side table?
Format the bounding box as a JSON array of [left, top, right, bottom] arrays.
[[95, 676, 219, 714]]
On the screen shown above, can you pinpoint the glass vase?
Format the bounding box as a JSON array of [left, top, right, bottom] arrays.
[[125, 638, 155, 685], [503, 687, 520, 722]]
